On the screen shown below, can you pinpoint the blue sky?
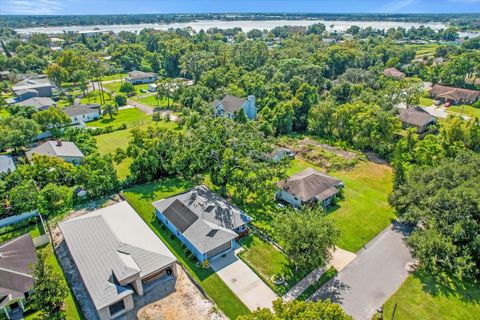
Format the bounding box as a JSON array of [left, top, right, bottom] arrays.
[[1, 0, 480, 15]]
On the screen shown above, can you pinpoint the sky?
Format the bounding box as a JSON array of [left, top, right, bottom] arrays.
[[1, 0, 480, 15]]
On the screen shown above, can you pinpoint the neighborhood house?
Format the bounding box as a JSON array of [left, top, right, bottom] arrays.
[[383, 67, 405, 80], [59, 202, 177, 320], [63, 104, 101, 124], [430, 84, 480, 104], [12, 77, 53, 101], [277, 168, 344, 208], [26, 140, 84, 165], [213, 94, 257, 120], [266, 147, 295, 162], [0, 155, 16, 174], [399, 107, 437, 133], [126, 70, 158, 84], [12, 97, 56, 111], [0, 235, 37, 320], [153, 185, 252, 262]]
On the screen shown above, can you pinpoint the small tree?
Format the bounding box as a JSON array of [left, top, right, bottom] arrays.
[[114, 94, 127, 106], [102, 103, 118, 119], [40, 183, 73, 216], [30, 252, 68, 316], [119, 81, 135, 94]]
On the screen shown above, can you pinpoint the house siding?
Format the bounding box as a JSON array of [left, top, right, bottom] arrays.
[[70, 111, 101, 124], [97, 294, 134, 320], [127, 76, 157, 85], [276, 189, 302, 208]]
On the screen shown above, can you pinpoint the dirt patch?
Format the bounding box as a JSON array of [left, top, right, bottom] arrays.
[[299, 138, 358, 160]]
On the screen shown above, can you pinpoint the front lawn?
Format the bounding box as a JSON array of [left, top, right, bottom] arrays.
[[382, 272, 480, 320], [419, 97, 434, 107], [122, 179, 250, 319], [101, 73, 128, 81], [103, 82, 149, 95], [238, 234, 306, 295], [288, 158, 396, 252], [133, 95, 171, 108], [86, 108, 152, 128], [80, 90, 113, 105], [447, 105, 480, 118]]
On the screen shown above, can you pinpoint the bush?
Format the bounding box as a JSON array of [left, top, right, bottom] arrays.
[[114, 94, 127, 106], [119, 82, 134, 94]]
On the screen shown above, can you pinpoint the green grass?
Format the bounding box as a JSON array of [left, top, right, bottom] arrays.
[[419, 97, 435, 107], [382, 272, 480, 320], [24, 245, 83, 320], [122, 179, 250, 319], [297, 267, 338, 301], [80, 90, 113, 105], [101, 73, 128, 81], [447, 105, 480, 118], [86, 108, 152, 128], [133, 95, 171, 108], [103, 82, 149, 95], [408, 43, 439, 57], [0, 219, 44, 243], [238, 234, 306, 295], [289, 158, 396, 252]]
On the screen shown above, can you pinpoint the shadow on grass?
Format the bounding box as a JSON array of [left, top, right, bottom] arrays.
[[416, 271, 480, 304]]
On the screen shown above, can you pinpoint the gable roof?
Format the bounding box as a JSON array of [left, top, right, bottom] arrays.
[[59, 201, 176, 310], [0, 235, 37, 308], [278, 168, 343, 202], [0, 155, 15, 174], [399, 107, 436, 128], [153, 186, 252, 254], [26, 141, 84, 161], [430, 84, 480, 101], [13, 97, 55, 109], [213, 95, 247, 114], [127, 70, 157, 80], [384, 67, 405, 79], [63, 104, 100, 117]]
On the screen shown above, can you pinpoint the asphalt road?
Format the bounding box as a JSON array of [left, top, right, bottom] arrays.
[[313, 222, 412, 320]]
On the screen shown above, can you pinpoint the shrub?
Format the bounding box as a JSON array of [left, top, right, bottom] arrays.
[[114, 94, 127, 106], [119, 82, 134, 94]]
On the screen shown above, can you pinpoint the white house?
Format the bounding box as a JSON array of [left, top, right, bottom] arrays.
[[148, 83, 158, 92], [63, 104, 101, 124], [26, 140, 84, 165], [213, 95, 257, 120], [126, 71, 157, 84]]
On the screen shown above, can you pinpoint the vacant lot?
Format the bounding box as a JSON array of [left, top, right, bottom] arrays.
[[80, 90, 113, 104], [123, 180, 250, 319], [87, 108, 152, 128], [382, 272, 480, 320], [447, 105, 480, 118]]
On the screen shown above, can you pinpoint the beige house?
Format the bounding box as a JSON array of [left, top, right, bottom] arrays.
[[399, 107, 436, 133], [59, 202, 177, 320]]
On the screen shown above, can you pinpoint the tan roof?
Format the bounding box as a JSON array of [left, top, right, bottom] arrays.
[[278, 168, 343, 202], [384, 67, 405, 79], [213, 95, 246, 114], [430, 84, 480, 101], [399, 107, 436, 128]]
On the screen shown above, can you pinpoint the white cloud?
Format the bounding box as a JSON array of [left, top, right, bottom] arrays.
[[0, 0, 64, 15]]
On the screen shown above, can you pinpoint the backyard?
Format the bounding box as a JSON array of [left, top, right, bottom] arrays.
[[122, 179, 251, 319], [382, 272, 480, 320], [447, 104, 480, 118], [86, 107, 152, 128], [0, 217, 44, 243], [80, 90, 113, 105]]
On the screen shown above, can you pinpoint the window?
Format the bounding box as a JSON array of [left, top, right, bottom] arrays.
[[109, 299, 125, 316]]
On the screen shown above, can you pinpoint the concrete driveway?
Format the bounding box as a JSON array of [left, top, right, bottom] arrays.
[[313, 222, 412, 320], [210, 247, 278, 311]]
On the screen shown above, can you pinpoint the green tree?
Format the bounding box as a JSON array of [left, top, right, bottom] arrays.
[[102, 103, 118, 119], [114, 94, 127, 106], [76, 153, 120, 198], [274, 205, 339, 272], [0, 116, 40, 151], [8, 180, 40, 213], [32, 106, 70, 134], [30, 252, 68, 316], [119, 81, 135, 94], [40, 183, 73, 215]]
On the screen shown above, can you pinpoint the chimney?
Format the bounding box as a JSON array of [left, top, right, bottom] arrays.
[[56, 139, 62, 147]]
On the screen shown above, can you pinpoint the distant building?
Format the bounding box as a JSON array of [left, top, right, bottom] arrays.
[[126, 71, 157, 84], [153, 185, 252, 262], [0, 155, 16, 174], [277, 168, 344, 208], [430, 84, 480, 104], [63, 104, 101, 124], [12, 77, 52, 100], [383, 67, 405, 80], [399, 107, 436, 133], [0, 235, 37, 319], [213, 95, 257, 120], [59, 202, 177, 320], [148, 83, 158, 92], [13, 97, 56, 111], [26, 140, 84, 165], [266, 147, 295, 163], [0, 71, 10, 80]]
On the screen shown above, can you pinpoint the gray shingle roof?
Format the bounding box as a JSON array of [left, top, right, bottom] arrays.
[[12, 77, 52, 92], [278, 168, 343, 202], [213, 95, 247, 114], [59, 201, 176, 310], [13, 97, 55, 109], [26, 140, 84, 161], [0, 235, 37, 308], [0, 155, 16, 174], [63, 104, 100, 117], [127, 70, 157, 80], [153, 186, 252, 254], [399, 107, 436, 128]]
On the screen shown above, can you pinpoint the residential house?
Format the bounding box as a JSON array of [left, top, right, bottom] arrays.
[[213, 95, 257, 120], [148, 83, 158, 92], [430, 84, 480, 104], [12, 97, 56, 111], [266, 147, 295, 163], [0, 235, 37, 320], [0, 71, 10, 81], [383, 67, 406, 80], [12, 77, 52, 100], [399, 107, 436, 133], [63, 104, 101, 124], [153, 185, 252, 262], [0, 155, 16, 174], [126, 71, 157, 84], [277, 168, 344, 208], [59, 202, 177, 320], [26, 140, 84, 165]]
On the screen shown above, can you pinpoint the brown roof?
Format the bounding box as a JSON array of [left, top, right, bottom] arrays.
[[278, 168, 343, 202], [399, 107, 436, 128], [213, 95, 246, 114], [430, 84, 480, 102], [384, 67, 405, 79], [0, 234, 37, 308]]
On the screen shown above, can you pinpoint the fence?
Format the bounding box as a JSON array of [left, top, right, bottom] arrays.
[[0, 211, 49, 247]]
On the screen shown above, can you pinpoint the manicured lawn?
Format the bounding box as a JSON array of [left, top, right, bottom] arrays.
[[123, 180, 250, 319], [101, 73, 128, 81], [103, 82, 149, 95], [382, 272, 480, 320], [447, 105, 480, 118], [80, 90, 113, 105], [0, 219, 44, 243], [24, 244, 83, 320], [289, 158, 396, 252], [86, 108, 152, 128], [238, 234, 306, 295], [133, 95, 171, 108], [419, 96, 434, 107]]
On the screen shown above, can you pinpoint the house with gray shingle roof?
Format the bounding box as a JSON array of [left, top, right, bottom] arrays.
[[63, 104, 101, 124], [13, 97, 55, 111], [213, 94, 257, 120], [59, 201, 177, 320], [126, 71, 157, 84], [26, 140, 84, 165], [0, 234, 37, 319], [153, 185, 252, 262], [12, 77, 52, 100]]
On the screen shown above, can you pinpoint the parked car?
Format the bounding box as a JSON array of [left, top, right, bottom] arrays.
[[444, 101, 452, 107]]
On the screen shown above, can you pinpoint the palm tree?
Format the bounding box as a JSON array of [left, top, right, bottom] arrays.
[[102, 103, 118, 120]]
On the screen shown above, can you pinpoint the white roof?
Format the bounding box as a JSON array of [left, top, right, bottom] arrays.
[[25, 141, 84, 160]]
